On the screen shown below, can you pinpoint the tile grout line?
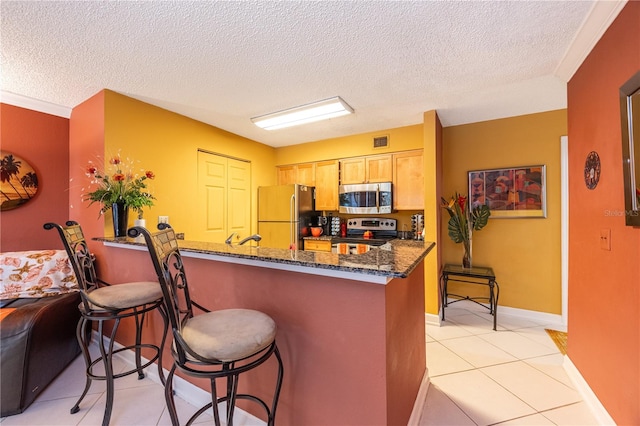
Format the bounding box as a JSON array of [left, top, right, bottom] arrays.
[[426, 308, 582, 425]]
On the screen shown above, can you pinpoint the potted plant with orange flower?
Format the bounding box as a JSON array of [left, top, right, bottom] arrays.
[[84, 154, 155, 237], [441, 192, 490, 268]]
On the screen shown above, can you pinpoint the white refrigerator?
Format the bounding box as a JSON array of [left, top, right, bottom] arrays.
[[257, 184, 317, 250]]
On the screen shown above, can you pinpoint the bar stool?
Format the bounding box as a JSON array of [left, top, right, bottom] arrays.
[[129, 224, 284, 426], [44, 221, 168, 426]]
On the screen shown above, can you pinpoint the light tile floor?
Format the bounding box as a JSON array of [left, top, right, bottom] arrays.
[[1, 300, 600, 426], [0, 343, 214, 426], [420, 300, 600, 426]]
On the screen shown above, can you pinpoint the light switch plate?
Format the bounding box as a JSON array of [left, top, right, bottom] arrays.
[[600, 229, 611, 251]]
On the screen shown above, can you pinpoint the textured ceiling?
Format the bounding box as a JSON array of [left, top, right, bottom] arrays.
[[0, 1, 625, 147]]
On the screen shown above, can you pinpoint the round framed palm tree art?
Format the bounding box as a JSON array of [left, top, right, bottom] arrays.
[[1, 151, 39, 211]]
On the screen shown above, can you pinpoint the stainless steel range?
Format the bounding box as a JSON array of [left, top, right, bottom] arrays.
[[331, 217, 397, 253]]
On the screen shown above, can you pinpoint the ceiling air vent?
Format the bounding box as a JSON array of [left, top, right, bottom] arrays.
[[373, 135, 389, 148]]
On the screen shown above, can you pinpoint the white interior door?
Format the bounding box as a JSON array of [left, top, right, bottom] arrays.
[[197, 151, 251, 242]]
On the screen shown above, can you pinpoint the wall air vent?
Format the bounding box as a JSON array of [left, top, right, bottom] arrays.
[[373, 135, 389, 148]]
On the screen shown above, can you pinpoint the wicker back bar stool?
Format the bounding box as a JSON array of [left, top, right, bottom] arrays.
[[129, 224, 284, 426], [44, 221, 168, 426]]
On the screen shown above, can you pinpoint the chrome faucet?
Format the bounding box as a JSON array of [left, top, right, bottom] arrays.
[[238, 234, 262, 245], [225, 232, 237, 244]]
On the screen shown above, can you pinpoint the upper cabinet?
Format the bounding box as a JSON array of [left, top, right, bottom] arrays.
[[277, 161, 338, 211], [392, 150, 424, 210], [277, 163, 315, 186], [296, 163, 316, 186], [277, 150, 423, 211], [340, 154, 392, 184], [277, 165, 297, 185], [315, 160, 339, 211]]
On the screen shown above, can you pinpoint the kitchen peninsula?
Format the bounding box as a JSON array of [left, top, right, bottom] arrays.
[[94, 237, 434, 425]]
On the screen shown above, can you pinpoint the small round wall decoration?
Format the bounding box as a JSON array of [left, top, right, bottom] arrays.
[[584, 151, 601, 190], [0, 151, 39, 211]]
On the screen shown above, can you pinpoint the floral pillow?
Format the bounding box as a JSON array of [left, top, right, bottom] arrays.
[[0, 250, 79, 300]]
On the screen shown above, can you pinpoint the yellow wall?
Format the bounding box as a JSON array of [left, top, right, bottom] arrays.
[[96, 91, 564, 315], [442, 110, 566, 314], [102, 90, 276, 239], [275, 124, 423, 166], [423, 111, 443, 315]]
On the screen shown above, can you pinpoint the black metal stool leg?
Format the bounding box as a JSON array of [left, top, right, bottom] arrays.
[[226, 371, 239, 426], [71, 316, 92, 415], [269, 345, 284, 426], [164, 365, 179, 426], [99, 318, 121, 426], [211, 378, 221, 426], [133, 308, 145, 380], [156, 304, 169, 386]]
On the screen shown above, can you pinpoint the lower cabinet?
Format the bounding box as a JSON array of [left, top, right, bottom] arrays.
[[304, 239, 332, 252]]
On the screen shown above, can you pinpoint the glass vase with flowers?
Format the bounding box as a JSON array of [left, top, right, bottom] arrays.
[[84, 154, 155, 237], [441, 192, 490, 268]]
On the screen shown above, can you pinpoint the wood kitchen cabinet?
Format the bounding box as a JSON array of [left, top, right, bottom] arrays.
[[277, 163, 315, 186], [277, 149, 422, 211], [393, 150, 424, 210], [296, 163, 316, 186], [303, 239, 332, 252], [278, 161, 337, 210], [340, 154, 392, 184], [314, 160, 339, 210], [277, 165, 297, 185]]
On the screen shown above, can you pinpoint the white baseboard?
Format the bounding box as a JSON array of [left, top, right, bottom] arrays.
[[497, 304, 565, 331], [407, 369, 430, 426], [440, 298, 566, 331], [93, 331, 264, 425], [425, 312, 441, 326], [563, 355, 615, 425]]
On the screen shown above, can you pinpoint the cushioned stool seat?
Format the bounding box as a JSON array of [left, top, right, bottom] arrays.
[[83, 281, 163, 311], [182, 309, 277, 362]]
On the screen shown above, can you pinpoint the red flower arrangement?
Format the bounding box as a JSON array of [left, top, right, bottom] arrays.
[[441, 192, 491, 268], [84, 154, 155, 219]]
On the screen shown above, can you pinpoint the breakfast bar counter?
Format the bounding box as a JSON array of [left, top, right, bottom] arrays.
[[98, 237, 434, 283], [92, 237, 434, 425]]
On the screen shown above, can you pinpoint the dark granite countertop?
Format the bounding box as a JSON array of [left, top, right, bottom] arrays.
[[96, 237, 435, 281]]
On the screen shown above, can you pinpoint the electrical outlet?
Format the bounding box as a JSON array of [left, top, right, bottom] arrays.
[[600, 229, 611, 251], [176, 233, 185, 240], [158, 215, 169, 224]]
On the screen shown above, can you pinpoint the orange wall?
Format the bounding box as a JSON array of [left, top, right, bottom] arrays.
[[68, 91, 106, 257], [0, 104, 70, 251], [567, 2, 640, 424], [442, 110, 566, 314]]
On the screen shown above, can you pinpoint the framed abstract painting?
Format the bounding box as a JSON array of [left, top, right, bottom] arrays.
[[468, 165, 546, 218]]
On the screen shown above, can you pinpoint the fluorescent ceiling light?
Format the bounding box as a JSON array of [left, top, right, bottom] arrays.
[[251, 96, 354, 130]]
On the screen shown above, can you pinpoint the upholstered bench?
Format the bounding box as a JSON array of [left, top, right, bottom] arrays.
[[0, 250, 81, 417]]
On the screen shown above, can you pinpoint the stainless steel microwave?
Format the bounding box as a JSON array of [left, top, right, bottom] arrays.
[[338, 182, 392, 214]]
